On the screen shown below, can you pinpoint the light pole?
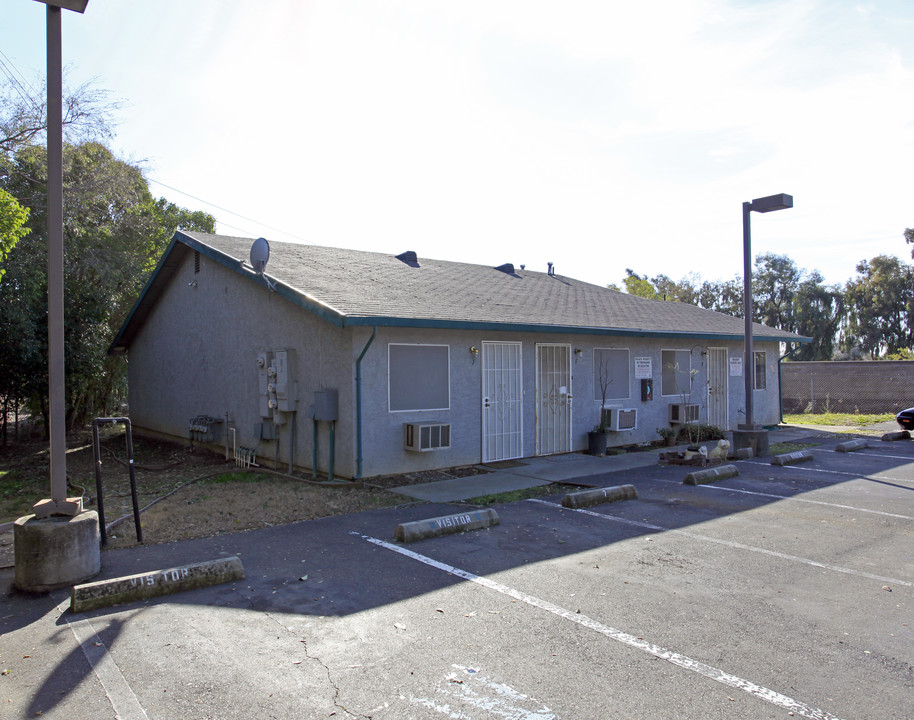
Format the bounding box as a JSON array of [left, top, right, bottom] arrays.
[[735, 192, 793, 456], [32, 0, 89, 518], [14, 0, 98, 594]]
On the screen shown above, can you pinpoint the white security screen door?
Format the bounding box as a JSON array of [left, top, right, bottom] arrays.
[[481, 342, 523, 463], [535, 343, 572, 455], [707, 347, 728, 429]]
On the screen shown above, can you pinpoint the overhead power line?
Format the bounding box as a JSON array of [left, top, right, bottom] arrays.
[[0, 49, 42, 113], [147, 176, 308, 243]]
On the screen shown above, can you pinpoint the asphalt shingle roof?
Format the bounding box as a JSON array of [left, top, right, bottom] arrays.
[[111, 231, 809, 352]]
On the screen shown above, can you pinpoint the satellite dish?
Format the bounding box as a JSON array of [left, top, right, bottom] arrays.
[[250, 237, 270, 275]]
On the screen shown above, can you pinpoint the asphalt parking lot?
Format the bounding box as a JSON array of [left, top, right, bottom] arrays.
[[2, 432, 912, 719]]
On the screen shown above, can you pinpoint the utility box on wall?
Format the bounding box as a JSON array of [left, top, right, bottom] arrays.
[[312, 389, 339, 421], [257, 351, 272, 418], [273, 349, 297, 412]]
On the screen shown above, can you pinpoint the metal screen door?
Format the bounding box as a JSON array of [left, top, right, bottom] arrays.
[[707, 347, 728, 429], [535, 343, 572, 455], [481, 342, 523, 463]]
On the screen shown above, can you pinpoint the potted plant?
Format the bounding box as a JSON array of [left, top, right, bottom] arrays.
[[657, 426, 677, 447], [588, 423, 609, 456], [665, 357, 703, 450]]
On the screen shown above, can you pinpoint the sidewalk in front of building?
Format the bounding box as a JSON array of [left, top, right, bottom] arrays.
[[389, 423, 847, 503]]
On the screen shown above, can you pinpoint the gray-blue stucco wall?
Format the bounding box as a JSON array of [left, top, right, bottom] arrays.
[[125, 249, 783, 478]]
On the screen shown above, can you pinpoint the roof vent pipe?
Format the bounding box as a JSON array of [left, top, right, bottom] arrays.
[[547, 262, 554, 276], [396, 250, 419, 267]]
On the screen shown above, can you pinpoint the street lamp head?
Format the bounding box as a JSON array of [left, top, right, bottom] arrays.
[[33, 0, 89, 12], [748, 193, 793, 213]]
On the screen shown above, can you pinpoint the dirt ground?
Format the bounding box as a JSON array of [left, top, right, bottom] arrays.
[[0, 429, 489, 569]]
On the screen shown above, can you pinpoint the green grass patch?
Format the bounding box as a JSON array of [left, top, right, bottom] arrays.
[[783, 412, 895, 427], [201, 471, 264, 485], [0, 469, 41, 519], [462, 483, 574, 506], [769, 441, 819, 455]]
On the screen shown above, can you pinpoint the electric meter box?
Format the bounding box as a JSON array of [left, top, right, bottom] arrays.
[[257, 351, 272, 418], [313, 389, 339, 421], [272, 349, 297, 412]]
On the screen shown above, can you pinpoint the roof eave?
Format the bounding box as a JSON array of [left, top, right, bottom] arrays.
[[341, 315, 811, 342], [109, 231, 348, 355]]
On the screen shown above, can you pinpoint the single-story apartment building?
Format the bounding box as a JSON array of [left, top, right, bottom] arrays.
[[110, 231, 807, 479]]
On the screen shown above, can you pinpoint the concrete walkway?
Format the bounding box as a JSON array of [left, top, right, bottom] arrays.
[[390, 424, 839, 503]]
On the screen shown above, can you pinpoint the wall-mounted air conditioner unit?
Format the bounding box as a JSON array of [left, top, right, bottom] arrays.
[[608, 408, 637, 431], [404, 422, 451, 452], [669, 403, 700, 424]]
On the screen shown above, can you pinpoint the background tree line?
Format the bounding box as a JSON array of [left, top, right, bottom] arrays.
[[613, 241, 914, 362], [0, 78, 214, 441]]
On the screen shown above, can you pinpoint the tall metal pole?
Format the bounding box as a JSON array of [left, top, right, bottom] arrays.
[[34, 4, 80, 517], [47, 5, 67, 505], [741, 201, 754, 428]]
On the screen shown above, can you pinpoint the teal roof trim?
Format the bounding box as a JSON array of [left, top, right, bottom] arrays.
[[110, 231, 812, 354], [340, 315, 808, 342], [185, 235, 347, 328], [108, 234, 182, 354], [109, 232, 347, 354]]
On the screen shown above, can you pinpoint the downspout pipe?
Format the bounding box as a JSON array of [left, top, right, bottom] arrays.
[[778, 343, 799, 423], [354, 326, 377, 479]]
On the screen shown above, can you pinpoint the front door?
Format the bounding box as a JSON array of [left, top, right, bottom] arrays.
[[707, 347, 728, 429], [535, 343, 572, 455], [481, 341, 523, 463]]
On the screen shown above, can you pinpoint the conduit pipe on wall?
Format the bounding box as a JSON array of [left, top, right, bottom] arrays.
[[312, 417, 319, 480], [288, 412, 295, 475], [778, 343, 799, 423], [328, 421, 335, 482], [354, 327, 377, 479]]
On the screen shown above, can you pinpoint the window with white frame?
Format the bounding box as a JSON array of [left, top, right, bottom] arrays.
[[388, 344, 450, 412], [661, 349, 692, 397], [593, 348, 630, 402], [753, 350, 767, 390]]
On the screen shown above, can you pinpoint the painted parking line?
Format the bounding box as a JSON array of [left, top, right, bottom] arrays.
[[353, 532, 845, 720], [742, 460, 913, 484], [819, 448, 914, 462], [411, 665, 557, 719], [528, 499, 914, 589], [54, 594, 149, 720], [648, 474, 914, 521], [684, 482, 914, 521]]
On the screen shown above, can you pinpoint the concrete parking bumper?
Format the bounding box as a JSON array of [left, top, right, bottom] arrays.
[[683, 465, 739, 485], [561, 484, 637, 509], [836, 439, 868, 452], [70, 556, 245, 613], [771, 450, 815, 466], [395, 509, 500, 543]]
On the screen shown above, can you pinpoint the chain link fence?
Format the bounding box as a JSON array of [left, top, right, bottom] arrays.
[[781, 360, 914, 415]]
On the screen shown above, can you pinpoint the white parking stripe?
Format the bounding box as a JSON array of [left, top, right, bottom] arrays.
[[658, 479, 914, 521], [819, 448, 914, 462], [743, 460, 913, 483], [528, 499, 914, 588], [353, 532, 845, 720], [55, 595, 149, 720]]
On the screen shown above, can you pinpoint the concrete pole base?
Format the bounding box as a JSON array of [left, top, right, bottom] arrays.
[[732, 425, 770, 457], [14, 510, 101, 593]]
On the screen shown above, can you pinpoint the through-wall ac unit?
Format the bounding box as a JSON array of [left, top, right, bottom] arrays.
[[668, 403, 700, 424], [608, 408, 637, 432], [404, 422, 451, 452]]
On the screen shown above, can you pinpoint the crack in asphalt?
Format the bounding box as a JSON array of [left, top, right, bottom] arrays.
[[234, 583, 371, 719]]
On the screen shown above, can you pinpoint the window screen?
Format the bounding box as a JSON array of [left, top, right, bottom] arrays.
[[593, 348, 630, 401], [661, 349, 692, 397], [754, 351, 767, 390], [389, 344, 450, 411]]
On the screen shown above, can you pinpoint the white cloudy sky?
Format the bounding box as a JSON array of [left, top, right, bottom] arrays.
[[3, 0, 913, 288]]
